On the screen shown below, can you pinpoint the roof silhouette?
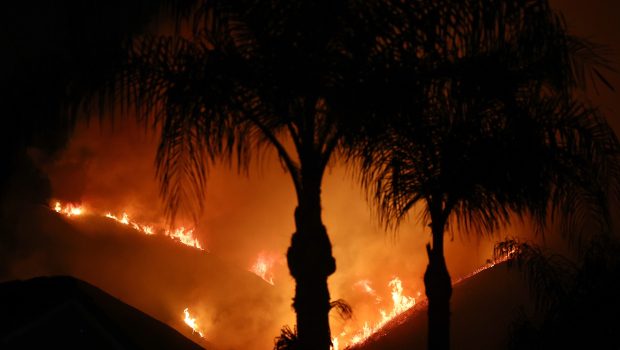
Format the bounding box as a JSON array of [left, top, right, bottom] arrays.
[[0, 275, 205, 350]]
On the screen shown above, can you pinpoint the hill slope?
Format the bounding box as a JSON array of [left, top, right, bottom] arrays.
[[1, 204, 289, 350], [352, 263, 535, 350]]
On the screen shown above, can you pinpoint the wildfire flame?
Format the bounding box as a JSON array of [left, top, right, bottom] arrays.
[[332, 336, 339, 350], [340, 249, 518, 348], [105, 212, 155, 236], [387, 278, 415, 316], [52, 200, 203, 250], [51, 198, 517, 349], [166, 227, 203, 250], [183, 307, 205, 338], [250, 252, 276, 285], [346, 277, 417, 346], [53, 201, 84, 217]]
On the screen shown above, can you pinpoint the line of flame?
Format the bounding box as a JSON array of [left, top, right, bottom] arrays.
[[52, 200, 204, 251], [337, 249, 518, 349]]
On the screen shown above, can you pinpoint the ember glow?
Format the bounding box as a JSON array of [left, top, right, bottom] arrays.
[[183, 307, 205, 338], [250, 252, 277, 285], [52, 200, 203, 250]]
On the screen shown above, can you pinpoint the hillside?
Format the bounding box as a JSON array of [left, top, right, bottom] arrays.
[[0, 204, 289, 349], [352, 263, 536, 350]]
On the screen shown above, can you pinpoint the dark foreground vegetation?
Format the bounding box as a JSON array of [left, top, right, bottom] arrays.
[[497, 234, 620, 349]]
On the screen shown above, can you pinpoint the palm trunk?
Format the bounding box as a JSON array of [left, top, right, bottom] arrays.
[[424, 209, 452, 350], [286, 175, 336, 350]]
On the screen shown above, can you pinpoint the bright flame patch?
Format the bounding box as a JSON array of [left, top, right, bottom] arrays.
[[166, 227, 203, 250], [53, 201, 84, 217], [249, 252, 277, 285], [183, 307, 205, 338]]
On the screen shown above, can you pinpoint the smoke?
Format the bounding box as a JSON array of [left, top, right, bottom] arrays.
[[0, 117, 510, 349]]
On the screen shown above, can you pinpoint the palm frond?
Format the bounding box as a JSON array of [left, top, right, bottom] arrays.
[[494, 239, 576, 312], [118, 34, 274, 221], [330, 299, 353, 321], [274, 325, 298, 350], [354, 0, 619, 244], [501, 234, 620, 349]]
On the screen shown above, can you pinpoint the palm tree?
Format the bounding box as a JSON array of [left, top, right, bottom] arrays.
[[356, 1, 620, 350], [106, 2, 406, 349], [103, 1, 521, 348]]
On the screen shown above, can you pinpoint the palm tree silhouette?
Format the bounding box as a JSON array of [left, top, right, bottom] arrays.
[[99, 1, 528, 348], [104, 2, 408, 349], [356, 1, 620, 350]]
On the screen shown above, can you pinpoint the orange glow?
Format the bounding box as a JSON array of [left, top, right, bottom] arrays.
[[249, 252, 276, 285], [183, 307, 205, 338], [52, 200, 203, 250]]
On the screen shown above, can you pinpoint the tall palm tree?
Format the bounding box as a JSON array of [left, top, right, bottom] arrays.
[[108, 2, 406, 349], [356, 1, 620, 350]]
